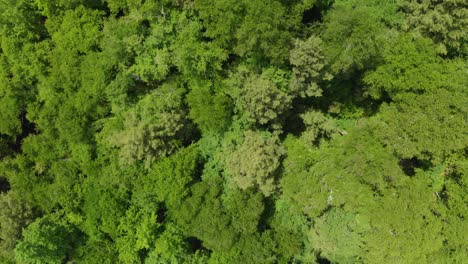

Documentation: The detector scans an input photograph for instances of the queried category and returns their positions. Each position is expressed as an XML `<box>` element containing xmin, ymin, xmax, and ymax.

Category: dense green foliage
<box><xmin>0</xmin><ymin>0</ymin><xmax>466</xmax><ymax>263</ymax></box>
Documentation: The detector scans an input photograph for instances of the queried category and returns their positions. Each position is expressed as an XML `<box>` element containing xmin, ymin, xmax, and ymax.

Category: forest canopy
<box><xmin>0</xmin><ymin>0</ymin><xmax>467</xmax><ymax>263</ymax></box>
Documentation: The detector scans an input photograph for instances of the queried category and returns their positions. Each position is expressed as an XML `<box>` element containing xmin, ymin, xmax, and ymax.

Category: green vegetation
<box><xmin>0</xmin><ymin>0</ymin><xmax>466</xmax><ymax>263</ymax></box>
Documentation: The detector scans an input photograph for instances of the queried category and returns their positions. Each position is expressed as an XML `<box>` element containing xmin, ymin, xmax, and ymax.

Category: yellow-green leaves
<box><xmin>240</xmin><ymin>75</ymin><xmax>292</xmax><ymax>126</ymax></box>
<box><xmin>0</xmin><ymin>0</ymin><xmax>466</xmax><ymax>262</ymax></box>
<box><xmin>0</xmin><ymin>191</ymin><xmax>34</xmax><ymax>263</ymax></box>
<box><xmin>225</xmin><ymin>131</ymin><xmax>284</xmax><ymax>196</ymax></box>
<box><xmin>108</xmin><ymin>82</ymin><xmax>191</xmax><ymax>168</ymax></box>
<box><xmin>290</xmin><ymin>36</ymin><xmax>331</xmax><ymax>98</ymax></box>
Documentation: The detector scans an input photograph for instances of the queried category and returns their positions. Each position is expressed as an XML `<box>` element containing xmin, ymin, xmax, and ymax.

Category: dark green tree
<box><xmin>399</xmin><ymin>0</ymin><xmax>468</xmax><ymax>57</ymax></box>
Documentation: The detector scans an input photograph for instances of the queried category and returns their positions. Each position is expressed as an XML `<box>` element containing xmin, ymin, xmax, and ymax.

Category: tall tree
<box><xmin>399</xmin><ymin>0</ymin><xmax>468</xmax><ymax>57</ymax></box>
<box><xmin>224</xmin><ymin>130</ymin><xmax>284</xmax><ymax>196</ymax></box>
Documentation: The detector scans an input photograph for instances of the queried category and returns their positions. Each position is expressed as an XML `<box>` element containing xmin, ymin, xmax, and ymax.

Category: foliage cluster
<box><xmin>0</xmin><ymin>0</ymin><xmax>466</xmax><ymax>263</ymax></box>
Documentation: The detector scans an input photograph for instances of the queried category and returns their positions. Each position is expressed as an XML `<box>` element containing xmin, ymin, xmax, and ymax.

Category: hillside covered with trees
<box><xmin>0</xmin><ymin>0</ymin><xmax>467</xmax><ymax>263</ymax></box>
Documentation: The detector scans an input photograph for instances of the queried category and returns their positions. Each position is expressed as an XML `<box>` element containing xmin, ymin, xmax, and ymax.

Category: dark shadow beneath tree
<box><xmin>399</xmin><ymin>158</ymin><xmax>431</xmax><ymax>176</ymax></box>
<box><xmin>302</xmin><ymin>0</ymin><xmax>334</xmax><ymax>25</ymax></box>
<box><xmin>186</xmin><ymin>237</ymin><xmax>204</xmax><ymax>253</ymax></box>
<box><xmin>156</xmin><ymin>204</ymin><xmax>167</xmax><ymax>223</ymax></box>
<box><xmin>7</xmin><ymin>112</ymin><xmax>36</xmax><ymax>153</ymax></box>
<box><xmin>0</xmin><ymin>177</ymin><xmax>10</xmax><ymax>193</ymax></box>
<box><xmin>302</xmin><ymin>5</ymin><xmax>323</xmax><ymax>25</ymax></box>
<box><xmin>317</xmin><ymin>254</ymin><xmax>332</xmax><ymax>264</ymax></box>
<box><xmin>281</xmin><ymin>102</ymin><xmax>307</xmax><ymax>137</ymax></box>
<box><xmin>257</xmin><ymin>197</ymin><xmax>275</xmax><ymax>232</ymax></box>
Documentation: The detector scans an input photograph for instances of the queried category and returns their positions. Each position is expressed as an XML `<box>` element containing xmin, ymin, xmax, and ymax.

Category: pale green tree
<box><xmin>240</xmin><ymin>75</ymin><xmax>292</xmax><ymax>126</ymax></box>
<box><xmin>225</xmin><ymin>130</ymin><xmax>284</xmax><ymax>196</ymax></box>
<box><xmin>289</xmin><ymin>36</ymin><xmax>332</xmax><ymax>98</ymax></box>
<box><xmin>300</xmin><ymin>110</ymin><xmax>337</xmax><ymax>144</ymax></box>
<box><xmin>0</xmin><ymin>191</ymin><xmax>35</xmax><ymax>263</ymax></box>
<box><xmin>109</xmin><ymin>82</ymin><xmax>192</xmax><ymax>168</ymax></box>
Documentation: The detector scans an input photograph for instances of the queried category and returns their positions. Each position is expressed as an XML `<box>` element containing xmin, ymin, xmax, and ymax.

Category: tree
<box><xmin>398</xmin><ymin>0</ymin><xmax>468</xmax><ymax>57</ymax></box>
<box><xmin>0</xmin><ymin>0</ymin><xmax>46</xmax><ymax>142</ymax></box>
<box><xmin>209</xmin><ymin>231</ymin><xmax>277</xmax><ymax>264</ymax></box>
<box><xmin>0</xmin><ymin>0</ymin><xmax>466</xmax><ymax>262</ymax></box>
<box><xmin>108</xmin><ymin>81</ymin><xmax>192</xmax><ymax>168</ymax></box>
<box><xmin>270</xmin><ymin>198</ymin><xmax>310</xmax><ymax>262</ymax></box>
<box><xmin>73</xmin><ymin>238</ymin><xmax>118</xmax><ymax>264</ymax></box>
<box><xmin>289</xmin><ymin>36</ymin><xmax>332</xmax><ymax>98</ymax></box>
<box><xmin>364</xmin><ymin>34</ymin><xmax>465</xmax><ymax>99</ymax></box>
<box><xmin>115</xmin><ymin>206</ymin><xmax>160</xmax><ymax>263</ymax></box>
<box><xmin>15</xmin><ymin>214</ymin><xmax>74</xmax><ymax>264</ymax></box>
<box><xmin>186</xmin><ymin>80</ymin><xmax>233</xmax><ymax>134</ymax></box>
<box><xmin>320</xmin><ymin>0</ymin><xmax>401</xmax><ymax>75</ymax></box>
<box><xmin>171</xmin><ymin>12</ymin><xmax>228</xmax><ymax>78</ymax></box>
<box><xmin>281</xmin><ymin>122</ymin><xmax>405</xmax><ymax>218</ymax></box>
<box><xmin>300</xmin><ymin>110</ymin><xmax>337</xmax><ymax>145</ymax></box>
<box><xmin>172</xmin><ymin>178</ymin><xmax>237</xmax><ymax>253</ymax></box>
<box><xmin>360</xmin><ymin>174</ymin><xmax>446</xmax><ymax>263</ymax></box>
<box><xmin>364</xmin><ymin>33</ymin><xmax>467</xmax><ymax>164</ymax></box>
<box><xmin>0</xmin><ymin>191</ymin><xmax>35</xmax><ymax>263</ymax></box>
<box><xmin>0</xmin><ymin>81</ymin><xmax>22</xmax><ymax>138</ymax></box>
<box><xmin>34</xmin><ymin>0</ymin><xmax>105</xmax><ymax>17</ymax></box>
<box><xmin>309</xmin><ymin>208</ymin><xmax>365</xmax><ymax>263</ymax></box>
<box><xmin>195</xmin><ymin>0</ymin><xmax>296</xmax><ymax>63</ymax></box>
<box><xmin>145</xmin><ymin>223</ymin><xmax>209</xmax><ymax>263</ymax></box>
<box><xmin>221</xmin><ymin>188</ymin><xmax>264</xmax><ymax>235</ymax></box>
<box><xmin>435</xmin><ymin>158</ymin><xmax>468</xmax><ymax>262</ymax></box>
<box><xmin>239</xmin><ymin>75</ymin><xmax>291</xmax><ymax>127</ymax></box>
<box><xmin>224</xmin><ymin>130</ymin><xmax>284</xmax><ymax>196</ymax></box>
<box><xmin>133</xmin><ymin>145</ymin><xmax>201</xmax><ymax>211</ymax></box>
<box><xmin>374</xmin><ymin>89</ymin><xmax>467</xmax><ymax>164</ymax></box>
<box><xmin>81</xmin><ymin>177</ymin><xmax>130</xmax><ymax>239</ymax></box>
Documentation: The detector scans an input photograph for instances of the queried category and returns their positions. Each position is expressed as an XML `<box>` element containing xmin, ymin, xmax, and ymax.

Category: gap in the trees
<box><xmin>7</xmin><ymin>112</ymin><xmax>36</xmax><ymax>153</ymax></box>
<box><xmin>282</xmin><ymin>102</ymin><xmax>308</xmax><ymax>137</ymax></box>
<box><xmin>317</xmin><ymin>255</ymin><xmax>332</xmax><ymax>264</ymax></box>
<box><xmin>257</xmin><ymin>197</ymin><xmax>275</xmax><ymax>232</ymax></box>
<box><xmin>302</xmin><ymin>5</ymin><xmax>323</xmax><ymax>25</ymax></box>
<box><xmin>186</xmin><ymin>237</ymin><xmax>205</xmax><ymax>253</ymax></box>
<box><xmin>0</xmin><ymin>177</ymin><xmax>10</xmax><ymax>193</ymax></box>
<box><xmin>141</xmin><ymin>19</ymin><xmax>150</xmax><ymax>29</ymax></box>
<box><xmin>156</xmin><ymin>204</ymin><xmax>167</xmax><ymax>223</ymax></box>
<box><xmin>138</xmin><ymin>248</ymin><xmax>150</xmax><ymax>262</ymax></box>
<box><xmin>398</xmin><ymin>158</ymin><xmax>418</xmax><ymax>176</ymax></box>
<box><xmin>398</xmin><ymin>158</ymin><xmax>431</xmax><ymax>176</ymax></box>
<box><xmin>193</xmin><ymin>157</ymin><xmax>204</xmax><ymax>183</ymax></box>
<box><xmin>116</xmin><ymin>9</ymin><xmax>125</xmax><ymax>18</ymax></box>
